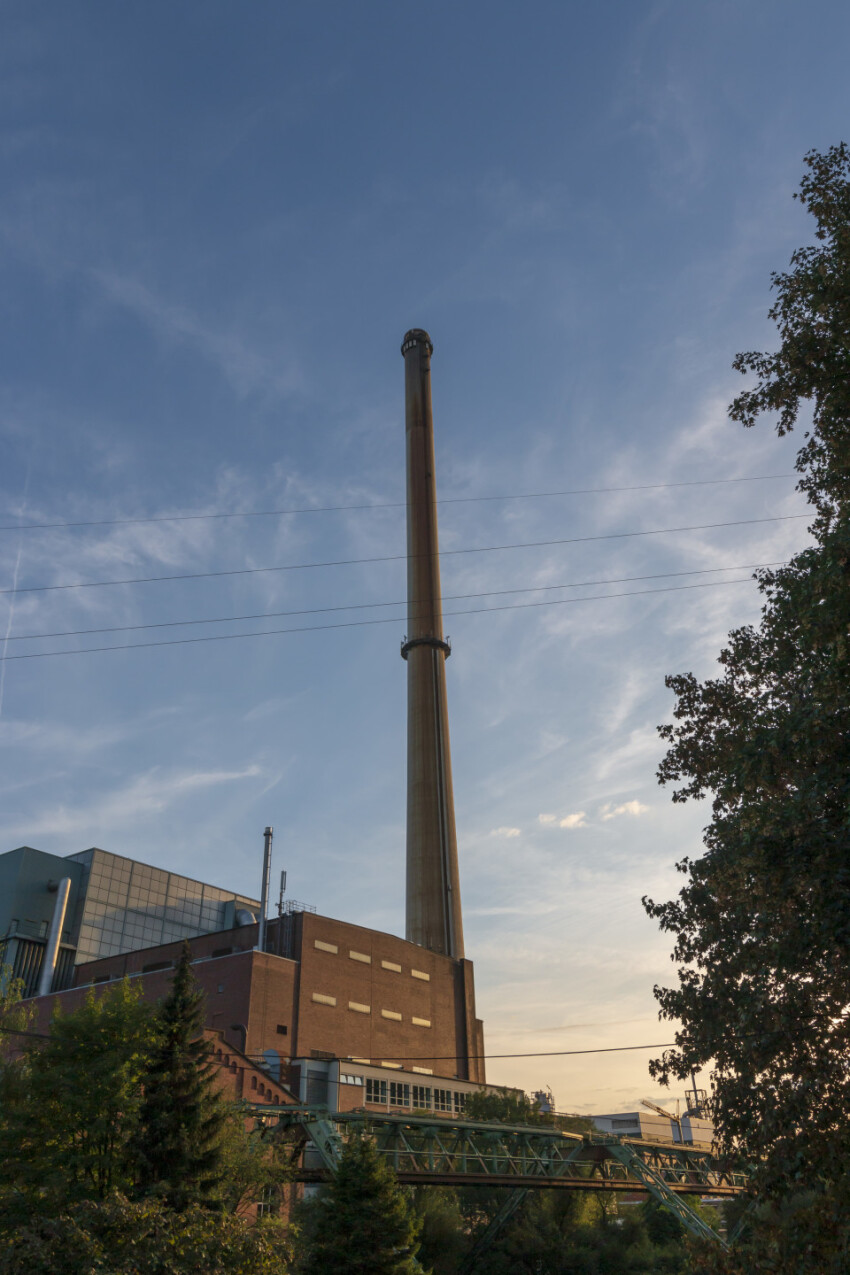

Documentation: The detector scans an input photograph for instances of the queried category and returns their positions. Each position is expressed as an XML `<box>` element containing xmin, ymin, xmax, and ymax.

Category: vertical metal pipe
<box><xmin>258</xmin><ymin>826</ymin><xmax>273</xmax><ymax>952</ymax></box>
<box><xmin>37</xmin><ymin>876</ymin><xmax>71</xmax><ymax>996</ymax></box>
<box><xmin>401</xmin><ymin>329</ymin><xmax>464</xmax><ymax>958</ymax></box>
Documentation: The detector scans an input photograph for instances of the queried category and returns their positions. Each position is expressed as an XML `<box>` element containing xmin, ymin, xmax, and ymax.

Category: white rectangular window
<box><xmin>366</xmin><ymin>1078</ymin><xmax>387</xmax><ymax>1104</ymax></box>
<box><xmin>412</xmin><ymin>1085</ymin><xmax>432</xmax><ymax>1108</ymax></box>
<box><xmin>434</xmin><ymin>1088</ymin><xmax>452</xmax><ymax>1112</ymax></box>
<box><xmin>454</xmin><ymin>1092</ymin><xmax>467</xmax><ymax>1114</ymax></box>
<box><xmin>389</xmin><ymin>1082</ymin><xmax>410</xmax><ymax>1107</ymax></box>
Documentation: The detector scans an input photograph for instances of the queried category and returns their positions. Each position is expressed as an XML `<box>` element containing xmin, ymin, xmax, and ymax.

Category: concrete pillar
<box><xmin>401</xmin><ymin>329</ymin><xmax>464</xmax><ymax>959</ymax></box>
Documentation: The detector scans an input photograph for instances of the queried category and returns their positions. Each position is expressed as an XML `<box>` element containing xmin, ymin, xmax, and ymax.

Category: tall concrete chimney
<box><xmin>401</xmin><ymin>329</ymin><xmax>464</xmax><ymax>959</ymax></box>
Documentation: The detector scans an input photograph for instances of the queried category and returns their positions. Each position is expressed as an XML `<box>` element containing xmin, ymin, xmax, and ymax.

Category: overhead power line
<box><xmin>0</xmin><ymin>575</ymin><xmax>762</xmax><ymax>662</ymax></box>
<box><xmin>0</xmin><ymin>472</ymin><xmax>796</xmax><ymax>533</ymax></box>
<box><xmin>0</xmin><ymin>1021</ymin><xmax>681</xmax><ymax>1059</ymax></box>
<box><xmin>0</xmin><ymin>513</ymin><xmax>808</xmax><ymax>597</ymax></box>
<box><xmin>1</xmin><ymin>561</ymin><xmax>787</xmax><ymax>644</ymax></box>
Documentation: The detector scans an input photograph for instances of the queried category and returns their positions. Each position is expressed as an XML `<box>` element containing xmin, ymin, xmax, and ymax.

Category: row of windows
<box><xmin>310</xmin><ymin>992</ymin><xmax>430</xmax><ymax>1026</ymax></box>
<box><xmin>312</xmin><ymin>939</ymin><xmax>430</xmax><ymax>981</ymax></box>
<box><xmin>364</xmin><ymin>1078</ymin><xmax>466</xmax><ymax>1113</ymax></box>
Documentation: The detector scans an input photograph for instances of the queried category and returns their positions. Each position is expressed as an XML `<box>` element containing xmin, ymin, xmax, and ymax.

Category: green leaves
<box><xmin>647</xmin><ymin>143</ymin><xmax>850</xmax><ymax>1266</ymax></box>
<box><xmin>0</xmin><ymin>1195</ymin><xmax>291</xmax><ymax>1275</ymax></box>
<box><xmin>0</xmin><ymin>978</ymin><xmax>155</xmax><ymax>1226</ymax></box>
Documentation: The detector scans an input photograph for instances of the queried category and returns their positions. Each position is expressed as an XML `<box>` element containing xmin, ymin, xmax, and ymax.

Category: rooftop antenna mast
<box><xmin>258</xmin><ymin>826</ymin><xmax>273</xmax><ymax>953</ymax></box>
<box><xmin>275</xmin><ymin>867</ymin><xmax>287</xmax><ymax>957</ymax></box>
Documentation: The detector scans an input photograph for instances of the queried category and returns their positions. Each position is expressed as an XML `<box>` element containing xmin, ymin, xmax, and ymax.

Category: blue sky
<box><xmin>0</xmin><ymin>1</ymin><xmax>845</xmax><ymax>1110</ymax></box>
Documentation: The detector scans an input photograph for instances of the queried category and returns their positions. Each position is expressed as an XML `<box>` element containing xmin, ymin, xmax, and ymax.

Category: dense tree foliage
<box><xmin>131</xmin><ymin>941</ymin><xmax>228</xmax><ymax>1210</ymax></box>
<box><xmin>0</xmin><ymin>1195</ymin><xmax>291</xmax><ymax>1275</ymax></box>
<box><xmin>0</xmin><ymin>965</ymin><xmax>31</xmax><ymax>1046</ymax></box>
<box><xmin>0</xmin><ymin>979</ymin><xmax>155</xmax><ymax>1225</ymax></box>
<box><xmin>463</xmin><ymin>1086</ymin><xmax>550</xmax><ymax>1125</ymax></box>
<box><xmin>297</xmin><ymin>1133</ymin><xmax>423</xmax><ymax>1275</ymax></box>
<box><xmin>415</xmin><ymin>1183</ymin><xmax>707</xmax><ymax>1275</ymax></box>
<box><xmin>644</xmin><ymin>142</ymin><xmax>850</xmax><ymax>1256</ymax></box>
<box><xmin>0</xmin><ymin>959</ymin><xmax>291</xmax><ymax>1273</ymax></box>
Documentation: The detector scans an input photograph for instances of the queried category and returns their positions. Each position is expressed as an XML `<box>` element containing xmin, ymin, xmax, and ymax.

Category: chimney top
<box><xmin>401</xmin><ymin>329</ymin><xmax>433</xmax><ymax>356</ymax></box>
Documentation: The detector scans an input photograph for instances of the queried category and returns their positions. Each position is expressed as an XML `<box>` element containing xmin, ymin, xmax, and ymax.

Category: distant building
<box><xmin>591</xmin><ymin>1109</ymin><xmax>714</xmax><ymax>1148</ymax></box>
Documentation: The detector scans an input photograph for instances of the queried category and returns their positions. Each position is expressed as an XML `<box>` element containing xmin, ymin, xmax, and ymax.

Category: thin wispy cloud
<box><xmin>0</xmin><ymin>765</ymin><xmax>263</xmax><ymax>843</ymax></box>
<box><xmin>600</xmin><ymin>799</ymin><xmax>649</xmax><ymax>822</ymax></box>
<box><xmin>91</xmin><ymin>269</ymin><xmax>303</xmax><ymax>401</ymax></box>
<box><xmin>0</xmin><ymin>0</ymin><xmax>834</xmax><ymax>1112</ymax></box>
<box><xmin>0</xmin><ymin>460</ymin><xmax>30</xmax><ymax>720</ymax></box>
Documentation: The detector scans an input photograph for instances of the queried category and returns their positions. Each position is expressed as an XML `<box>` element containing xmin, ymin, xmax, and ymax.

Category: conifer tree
<box><xmin>131</xmin><ymin>941</ymin><xmax>226</xmax><ymax>1210</ymax></box>
<box><xmin>299</xmin><ymin>1133</ymin><xmax>424</xmax><ymax>1275</ymax></box>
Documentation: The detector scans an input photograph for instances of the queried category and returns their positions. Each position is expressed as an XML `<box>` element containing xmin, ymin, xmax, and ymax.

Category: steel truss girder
<box><xmin>266</xmin><ymin>1106</ymin><xmax>742</xmax><ymax>1250</ymax></box>
<box><xmin>605</xmin><ymin>1142</ymin><xmax>724</xmax><ymax>1245</ymax></box>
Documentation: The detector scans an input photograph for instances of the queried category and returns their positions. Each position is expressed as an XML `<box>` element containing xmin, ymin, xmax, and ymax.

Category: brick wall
<box><xmin>29</xmin><ymin>909</ymin><xmax>485</xmax><ymax>1086</ymax></box>
<box><xmin>293</xmin><ymin>912</ymin><xmax>481</xmax><ymax>1081</ymax></box>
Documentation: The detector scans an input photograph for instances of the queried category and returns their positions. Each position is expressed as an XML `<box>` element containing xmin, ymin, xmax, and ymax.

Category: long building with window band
<box><xmin>0</xmin><ymin>845</ymin><xmax>260</xmax><ymax>997</ymax></box>
<box><xmin>9</xmin><ymin>845</ymin><xmax>490</xmax><ymax>1105</ymax></box>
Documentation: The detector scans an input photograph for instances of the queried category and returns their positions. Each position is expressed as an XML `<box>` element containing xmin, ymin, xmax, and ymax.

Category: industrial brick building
<box><xmin>2</xmin><ymin>331</ymin><xmax>503</xmax><ymax>1119</ymax></box>
<box><xmin>21</xmin><ymin>891</ymin><xmax>486</xmax><ymax>1116</ymax></box>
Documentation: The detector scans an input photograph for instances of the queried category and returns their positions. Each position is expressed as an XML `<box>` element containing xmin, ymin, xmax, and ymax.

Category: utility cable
<box><xmin>1</xmin><ymin>560</ymin><xmax>787</xmax><ymax>643</ymax></box>
<box><xmin>0</xmin><ymin>575</ymin><xmax>762</xmax><ymax>662</ymax></box>
<box><xmin>0</xmin><ymin>514</ymin><xmax>809</xmax><ymax>597</ymax></box>
<box><xmin>0</xmin><ymin>473</ymin><xmax>796</xmax><ymax>533</ymax></box>
<box><xmin>0</xmin><ymin>1018</ymin><xmax>798</xmax><ymax>1066</ymax></box>
<box><xmin>0</xmin><ymin>1021</ymin><xmax>684</xmax><ymax>1059</ymax></box>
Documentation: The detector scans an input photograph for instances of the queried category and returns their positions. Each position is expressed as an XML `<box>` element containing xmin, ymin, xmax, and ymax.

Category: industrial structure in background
<box><xmin>1</xmin><ymin>329</ymin><xmax>488</xmax><ymax>1115</ymax></box>
<box><xmin>0</xmin><ymin>331</ymin><xmax>716</xmax><ymax>1173</ymax></box>
<box><xmin>401</xmin><ymin>329</ymin><xmax>464</xmax><ymax>959</ymax></box>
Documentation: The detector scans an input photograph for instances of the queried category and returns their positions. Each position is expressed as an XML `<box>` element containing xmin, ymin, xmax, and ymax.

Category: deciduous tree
<box><xmin>644</xmin><ymin>143</ymin><xmax>850</xmax><ymax>1254</ymax></box>
<box><xmin>0</xmin><ymin>1194</ymin><xmax>292</xmax><ymax>1275</ymax></box>
<box><xmin>0</xmin><ymin>979</ymin><xmax>154</xmax><ymax>1227</ymax></box>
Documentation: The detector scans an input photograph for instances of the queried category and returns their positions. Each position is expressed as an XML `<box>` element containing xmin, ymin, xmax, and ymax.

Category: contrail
<box><xmin>0</xmin><ymin>466</ymin><xmax>31</xmax><ymax>719</ymax></box>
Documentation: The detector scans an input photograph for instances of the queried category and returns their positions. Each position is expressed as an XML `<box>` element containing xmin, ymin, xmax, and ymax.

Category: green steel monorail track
<box><xmin>251</xmin><ymin>1105</ymin><xmax>745</xmax><ymax>1260</ymax></box>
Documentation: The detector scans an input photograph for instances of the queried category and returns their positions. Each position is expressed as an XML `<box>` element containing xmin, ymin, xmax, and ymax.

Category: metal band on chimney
<box><xmin>401</xmin><ymin>636</ymin><xmax>451</xmax><ymax>660</ymax></box>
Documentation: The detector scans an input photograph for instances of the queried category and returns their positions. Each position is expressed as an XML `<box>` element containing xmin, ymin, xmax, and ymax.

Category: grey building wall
<box><xmin>0</xmin><ymin>844</ymin><xmax>260</xmax><ymax>995</ymax></box>
<box><xmin>0</xmin><ymin>846</ymin><xmax>85</xmax><ymax>995</ymax></box>
<box><xmin>66</xmin><ymin>848</ymin><xmax>259</xmax><ymax>963</ymax></box>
